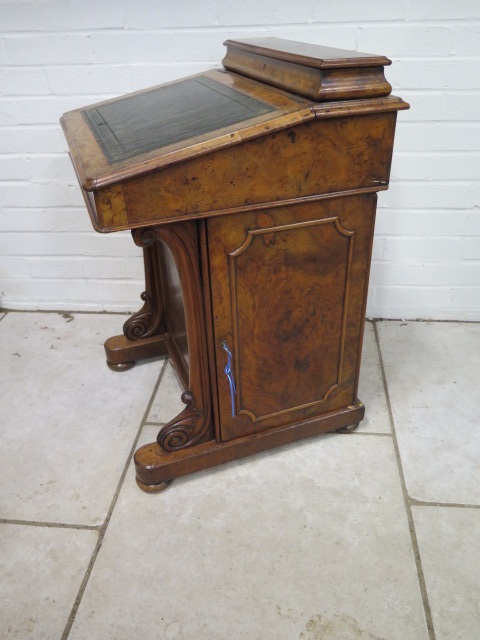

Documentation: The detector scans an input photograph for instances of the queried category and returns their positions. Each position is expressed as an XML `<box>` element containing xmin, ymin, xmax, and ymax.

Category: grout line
<box><xmin>409</xmin><ymin>498</ymin><xmax>480</xmax><ymax>510</ymax></box>
<box><xmin>0</xmin><ymin>518</ymin><xmax>99</xmax><ymax>531</ymax></box>
<box><xmin>1</xmin><ymin>310</ymin><xmax>479</xmax><ymax>325</ymax></box>
<box><xmin>60</xmin><ymin>357</ymin><xmax>168</xmax><ymax>640</ymax></box>
<box><xmin>144</xmin><ymin>420</ymin><xmax>167</xmax><ymax>427</ymax></box>
<box><xmin>368</xmin><ymin>317</ymin><xmax>480</xmax><ymax>325</ymax></box>
<box><xmin>373</xmin><ymin>320</ymin><xmax>436</xmax><ymax>640</ymax></box>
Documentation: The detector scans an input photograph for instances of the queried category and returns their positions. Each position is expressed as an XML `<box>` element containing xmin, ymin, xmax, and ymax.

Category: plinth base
<box><xmin>135</xmin><ymin>401</ymin><xmax>365</xmax><ymax>492</ymax></box>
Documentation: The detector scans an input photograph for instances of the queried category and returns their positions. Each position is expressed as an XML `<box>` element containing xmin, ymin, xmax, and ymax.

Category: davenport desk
<box><xmin>61</xmin><ymin>38</ymin><xmax>408</xmax><ymax>492</ymax></box>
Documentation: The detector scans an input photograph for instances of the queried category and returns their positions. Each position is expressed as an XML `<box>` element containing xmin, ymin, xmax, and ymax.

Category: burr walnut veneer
<box><xmin>61</xmin><ymin>38</ymin><xmax>408</xmax><ymax>492</ymax></box>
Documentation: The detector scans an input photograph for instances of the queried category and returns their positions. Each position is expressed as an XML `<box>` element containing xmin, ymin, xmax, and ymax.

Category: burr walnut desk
<box><xmin>61</xmin><ymin>38</ymin><xmax>408</xmax><ymax>492</ymax></box>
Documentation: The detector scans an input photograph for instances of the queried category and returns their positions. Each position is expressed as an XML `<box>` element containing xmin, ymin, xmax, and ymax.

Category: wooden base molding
<box><xmin>134</xmin><ymin>401</ymin><xmax>365</xmax><ymax>490</ymax></box>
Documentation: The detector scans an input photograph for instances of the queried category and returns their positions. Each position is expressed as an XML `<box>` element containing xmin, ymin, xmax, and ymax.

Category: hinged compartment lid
<box><xmin>223</xmin><ymin>37</ymin><xmax>392</xmax><ymax>102</ymax></box>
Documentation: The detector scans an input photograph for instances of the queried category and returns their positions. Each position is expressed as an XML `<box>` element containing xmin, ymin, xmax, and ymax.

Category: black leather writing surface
<box><xmin>83</xmin><ymin>76</ymin><xmax>276</xmax><ymax>164</ymax></box>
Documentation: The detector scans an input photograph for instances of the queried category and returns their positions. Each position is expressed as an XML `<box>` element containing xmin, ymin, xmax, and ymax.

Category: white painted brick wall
<box><xmin>0</xmin><ymin>0</ymin><xmax>479</xmax><ymax>319</ymax></box>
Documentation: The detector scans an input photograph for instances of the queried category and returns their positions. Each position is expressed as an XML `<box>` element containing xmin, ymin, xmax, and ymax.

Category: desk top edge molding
<box><xmin>223</xmin><ymin>37</ymin><xmax>392</xmax><ymax>69</ymax></box>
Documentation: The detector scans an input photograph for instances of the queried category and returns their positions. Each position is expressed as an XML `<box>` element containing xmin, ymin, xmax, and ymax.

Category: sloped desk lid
<box><xmin>61</xmin><ymin>69</ymin><xmax>314</xmax><ymax>191</ymax></box>
<box><xmin>83</xmin><ymin>75</ymin><xmax>277</xmax><ymax>165</ymax></box>
<box><xmin>61</xmin><ymin>39</ymin><xmax>407</xmax><ymax>192</ymax></box>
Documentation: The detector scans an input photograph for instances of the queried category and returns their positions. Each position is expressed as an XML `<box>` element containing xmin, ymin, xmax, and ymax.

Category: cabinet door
<box><xmin>208</xmin><ymin>194</ymin><xmax>376</xmax><ymax>442</ymax></box>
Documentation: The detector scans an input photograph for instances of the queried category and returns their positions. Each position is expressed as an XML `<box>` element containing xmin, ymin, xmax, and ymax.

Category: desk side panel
<box><xmin>103</xmin><ymin>112</ymin><xmax>397</xmax><ymax>231</ymax></box>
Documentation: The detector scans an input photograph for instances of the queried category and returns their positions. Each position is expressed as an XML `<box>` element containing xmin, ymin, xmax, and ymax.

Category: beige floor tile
<box><xmin>378</xmin><ymin>321</ymin><xmax>480</xmax><ymax>504</ymax></box>
<box><xmin>0</xmin><ymin>312</ymin><xmax>160</xmax><ymax>525</ymax></box>
<box><xmin>0</xmin><ymin>523</ymin><xmax>96</xmax><ymax>639</ymax></box>
<box><xmin>357</xmin><ymin>322</ymin><xmax>391</xmax><ymax>434</ymax></box>
<box><xmin>70</xmin><ymin>433</ymin><xmax>428</xmax><ymax>640</ymax></box>
<box><xmin>412</xmin><ymin>506</ymin><xmax>480</xmax><ymax>640</ymax></box>
<box><xmin>147</xmin><ymin>361</ymin><xmax>185</xmax><ymax>424</ymax></box>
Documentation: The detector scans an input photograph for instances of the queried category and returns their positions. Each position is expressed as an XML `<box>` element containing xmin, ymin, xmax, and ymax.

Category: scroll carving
<box><xmin>157</xmin><ymin>391</ymin><xmax>205</xmax><ymax>451</ymax></box>
<box><xmin>123</xmin><ymin>290</ymin><xmax>160</xmax><ymax>340</ymax></box>
<box><xmin>132</xmin><ymin>227</ymin><xmax>156</xmax><ymax>248</ymax></box>
<box><xmin>123</xmin><ymin>228</ymin><xmax>166</xmax><ymax>341</ymax></box>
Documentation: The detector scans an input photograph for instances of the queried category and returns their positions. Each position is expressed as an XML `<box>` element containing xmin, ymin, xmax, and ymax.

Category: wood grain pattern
<box><xmin>114</xmin><ymin>112</ymin><xmax>398</xmax><ymax>230</ymax></box>
<box><xmin>223</xmin><ymin>38</ymin><xmax>392</xmax><ymax>101</ymax></box>
<box><xmin>208</xmin><ymin>195</ymin><xmax>375</xmax><ymax>441</ymax></box>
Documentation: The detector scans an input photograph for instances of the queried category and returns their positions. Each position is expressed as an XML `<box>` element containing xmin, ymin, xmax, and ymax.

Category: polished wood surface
<box><xmin>223</xmin><ymin>37</ymin><xmax>392</xmax><ymax>101</ymax></box>
<box><xmin>208</xmin><ymin>195</ymin><xmax>375</xmax><ymax>441</ymax></box>
<box><xmin>223</xmin><ymin>38</ymin><xmax>392</xmax><ymax>68</ymax></box>
<box><xmin>74</xmin><ymin>107</ymin><xmax>404</xmax><ymax>233</ymax></box>
<box><xmin>107</xmin><ymin>112</ymin><xmax>397</xmax><ymax>230</ymax></box>
<box><xmin>61</xmin><ymin>39</ymin><xmax>408</xmax><ymax>491</ymax></box>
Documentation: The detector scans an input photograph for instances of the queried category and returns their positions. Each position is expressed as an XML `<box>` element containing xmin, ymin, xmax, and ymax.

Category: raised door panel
<box><xmin>208</xmin><ymin>195</ymin><xmax>376</xmax><ymax>442</ymax></box>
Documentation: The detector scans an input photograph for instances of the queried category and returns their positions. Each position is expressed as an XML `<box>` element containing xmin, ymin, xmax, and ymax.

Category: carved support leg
<box><xmin>104</xmin><ymin>233</ymin><xmax>168</xmax><ymax>370</ymax></box>
<box><xmin>123</xmin><ymin>238</ymin><xmax>166</xmax><ymax>340</ymax></box>
<box><xmin>134</xmin><ymin>223</ymin><xmax>214</xmax><ymax>488</ymax></box>
<box><xmin>153</xmin><ymin>223</ymin><xmax>212</xmax><ymax>451</ymax></box>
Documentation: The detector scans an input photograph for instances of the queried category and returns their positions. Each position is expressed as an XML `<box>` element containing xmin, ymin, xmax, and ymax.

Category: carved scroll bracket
<box><xmin>152</xmin><ymin>222</ymin><xmax>213</xmax><ymax>452</ymax></box>
<box><xmin>123</xmin><ymin>227</ymin><xmax>166</xmax><ymax>341</ymax></box>
<box><xmin>157</xmin><ymin>391</ymin><xmax>205</xmax><ymax>451</ymax></box>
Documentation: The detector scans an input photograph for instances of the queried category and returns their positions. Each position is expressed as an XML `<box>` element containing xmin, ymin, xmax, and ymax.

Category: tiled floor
<box><xmin>0</xmin><ymin>312</ymin><xmax>479</xmax><ymax>640</ymax></box>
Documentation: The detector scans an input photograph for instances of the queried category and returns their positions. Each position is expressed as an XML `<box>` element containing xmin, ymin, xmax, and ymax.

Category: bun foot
<box><xmin>336</xmin><ymin>423</ymin><xmax>359</xmax><ymax>434</ymax></box>
<box><xmin>107</xmin><ymin>360</ymin><xmax>135</xmax><ymax>372</ymax></box>
<box><xmin>136</xmin><ymin>478</ymin><xmax>173</xmax><ymax>493</ymax></box>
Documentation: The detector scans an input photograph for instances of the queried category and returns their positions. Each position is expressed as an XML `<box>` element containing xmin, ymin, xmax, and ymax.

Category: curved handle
<box><xmin>221</xmin><ymin>340</ymin><xmax>236</xmax><ymax>417</ymax></box>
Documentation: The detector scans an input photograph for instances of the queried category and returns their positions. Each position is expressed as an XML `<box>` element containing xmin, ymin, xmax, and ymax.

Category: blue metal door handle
<box><xmin>221</xmin><ymin>340</ymin><xmax>236</xmax><ymax>417</ymax></box>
